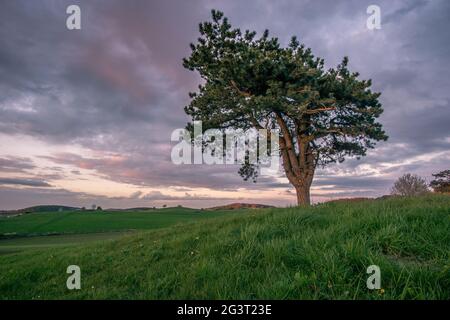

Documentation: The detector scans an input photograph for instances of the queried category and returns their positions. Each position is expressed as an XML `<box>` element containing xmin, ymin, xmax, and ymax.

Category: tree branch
<box><xmin>275</xmin><ymin>112</ymin><xmax>300</xmax><ymax>176</ymax></box>
<box><xmin>304</xmin><ymin>107</ymin><xmax>336</xmax><ymax>114</ymax></box>
<box><xmin>230</xmin><ymin>80</ymin><xmax>252</xmax><ymax>97</ymax></box>
<box><xmin>249</xmin><ymin>114</ymin><xmax>264</xmax><ymax>130</ymax></box>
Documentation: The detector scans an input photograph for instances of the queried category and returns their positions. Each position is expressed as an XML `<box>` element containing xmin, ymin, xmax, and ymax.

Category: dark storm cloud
<box><xmin>312</xmin><ymin>175</ymin><xmax>394</xmax><ymax>193</ymax></box>
<box><xmin>311</xmin><ymin>190</ymin><xmax>378</xmax><ymax>198</ymax></box>
<box><xmin>0</xmin><ymin>157</ymin><xmax>35</xmax><ymax>173</ymax></box>
<box><xmin>0</xmin><ymin>177</ymin><xmax>51</xmax><ymax>187</ymax></box>
<box><xmin>383</xmin><ymin>0</ymin><xmax>429</xmax><ymax>24</ymax></box>
<box><xmin>141</xmin><ymin>190</ymin><xmax>243</xmax><ymax>201</ymax></box>
<box><xmin>313</xmin><ymin>176</ymin><xmax>393</xmax><ymax>189</ymax></box>
<box><xmin>0</xmin><ymin>0</ymin><xmax>449</xmax><ymax>204</ymax></box>
<box><xmin>0</xmin><ymin>0</ymin><xmax>201</xmax><ymax>142</ymax></box>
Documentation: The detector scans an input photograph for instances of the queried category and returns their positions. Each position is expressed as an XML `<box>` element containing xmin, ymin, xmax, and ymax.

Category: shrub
<box><xmin>391</xmin><ymin>173</ymin><xmax>429</xmax><ymax>196</ymax></box>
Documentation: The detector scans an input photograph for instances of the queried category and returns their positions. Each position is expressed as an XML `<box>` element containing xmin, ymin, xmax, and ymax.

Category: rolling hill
<box><xmin>0</xmin><ymin>195</ymin><xmax>449</xmax><ymax>299</ymax></box>
<box><xmin>0</xmin><ymin>205</ymin><xmax>80</xmax><ymax>217</ymax></box>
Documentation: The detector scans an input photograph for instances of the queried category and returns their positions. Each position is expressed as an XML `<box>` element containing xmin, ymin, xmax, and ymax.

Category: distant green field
<box><xmin>0</xmin><ymin>207</ymin><xmax>236</xmax><ymax>254</ymax></box>
<box><xmin>0</xmin><ymin>195</ymin><xmax>449</xmax><ymax>299</ymax></box>
<box><xmin>0</xmin><ymin>207</ymin><xmax>231</xmax><ymax>236</ymax></box>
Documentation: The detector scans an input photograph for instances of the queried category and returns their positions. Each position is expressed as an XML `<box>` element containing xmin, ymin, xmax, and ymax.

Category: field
<box><xmin>0</xmin><ymin>207</ymin><xmax>232</xmax><ymax>236</ymax></box>
<box><xmin>0</xmin><ymin>195</ymin><xmax>449</xmax><ymax>299</ymax></box>
<box><xmin>0</xmin><ymin>208</ymin><xmax>233</xmax><ymax>254</ymax></box>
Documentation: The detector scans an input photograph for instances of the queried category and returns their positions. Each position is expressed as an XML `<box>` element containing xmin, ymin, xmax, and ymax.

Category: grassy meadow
<box><xmin>0</xmin><ymin>195</ymin><xmax>449</xmax><ymax>299</ymax></box>
<box><xmin>0</xmin><ymin>208</ymin><xmax>234</xmax><ymax>254</ymax></box>
<box><xmin>0</xmin><ymin>207</ymin><xmax>231</xmax><ymax>236</ymax></box>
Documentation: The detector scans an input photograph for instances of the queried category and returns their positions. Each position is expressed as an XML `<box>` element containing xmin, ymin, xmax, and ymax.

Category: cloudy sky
<box><xmin>0</xmin><ymin>0</ymin><xmax>449</xmax><ymax>209</ymax></box>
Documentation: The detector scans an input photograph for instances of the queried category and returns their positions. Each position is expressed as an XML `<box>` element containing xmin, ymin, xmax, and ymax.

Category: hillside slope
<box><xmin>0</xmin><ymin>195</ymin><xmax>449</xmax><ymax>299</ymax></box>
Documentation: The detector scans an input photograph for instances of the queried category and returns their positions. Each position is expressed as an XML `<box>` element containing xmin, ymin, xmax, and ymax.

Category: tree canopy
<box><xmin>183</xmin><ymin>10</ymin><xmax>387</xmax><ymax>205</ymax></box>
<box><xmin>430</xmin><ymin>170</ymin><xmax>450</xmax><ymax>193</ymax></box>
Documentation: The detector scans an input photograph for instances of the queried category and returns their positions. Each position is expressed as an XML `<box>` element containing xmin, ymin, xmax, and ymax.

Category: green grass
<box><xmin>0</xmin><ymin>207</ymin><xmax>231</xmax><ymax>236</ymax></box>
<box><xmin>0</xmin><ymin>195</ymin><xmax>449</xmax><ymax>299</ymax></box>
<box><xmin>0</xmin><ymin>232</ymin><xmax>133</xmax><ymax>255</ymax></box>
<box><xmin>0</xmin><ymin>207</ymin><xmax>236</xmax><ymax>255</ymax></box>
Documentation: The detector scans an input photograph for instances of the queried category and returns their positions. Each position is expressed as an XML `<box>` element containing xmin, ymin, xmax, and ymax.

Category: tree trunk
<box><xmin>295</xmin><ymin>183</ymin><xmax>311</xmax><ymax>206</ymax></box>
<box><xmin>274</xmin><ymin>113</ymin><xmax>315</xmax><ymax>206</ymax></box>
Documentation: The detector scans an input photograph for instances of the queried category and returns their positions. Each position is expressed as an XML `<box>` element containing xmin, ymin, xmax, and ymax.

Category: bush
<box><xmin>391</xmin><ymin>173</ymin><xmax>429</xmax><ymax>196</ymax></box>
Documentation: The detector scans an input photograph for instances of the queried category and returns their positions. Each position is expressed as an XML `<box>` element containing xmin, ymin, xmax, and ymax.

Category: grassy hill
<box><xmin>0</xmin><ymin>205</ymin><xmax>79</xmax><ymax>217</ymax></box>
<box><xmin>0</xmin><ymin>195</ymin><xmax>449</xmax><ymax>299</ymax></box>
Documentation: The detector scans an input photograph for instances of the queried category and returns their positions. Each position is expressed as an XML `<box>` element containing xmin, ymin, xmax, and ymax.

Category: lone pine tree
<box><xmin>183</xmin><ymin>10</ymin><xmax>387</xmax><ymax>205</ymax></box>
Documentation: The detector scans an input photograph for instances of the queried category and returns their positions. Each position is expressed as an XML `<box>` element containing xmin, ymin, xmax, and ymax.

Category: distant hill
<box><xmin>108</xmin><ymin>207</ymin><xmax>157</xmax><ymax>211</ymax></box>
<box><xmin>20</xmin><ymin>205</ymin><xmax>80</xmax><ymax>213</ymax></box>
<box><xmin>0</xmin><ymin>205</ymin><xmax>79</xmax><ymax>217</ymax></box>
<box><xmin>0</xmin><ymin>203</ymin><xmax>275</xmax><ymax>217</ymax></box>
<box><xmin>207</xmin><ymin>203</ymin><xmax>275</xmax><ymax>210</ymax></box>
